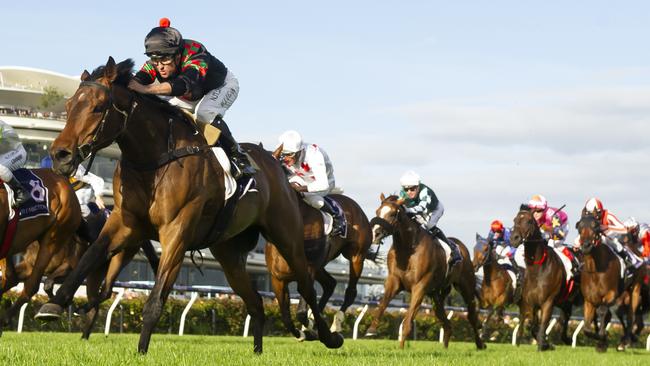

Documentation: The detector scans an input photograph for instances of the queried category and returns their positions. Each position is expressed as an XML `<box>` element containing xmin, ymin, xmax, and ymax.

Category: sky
<box><xmin>2</xmin><ymin>1</ymin><xmax>650</xmax><ymax>249</ymax></box>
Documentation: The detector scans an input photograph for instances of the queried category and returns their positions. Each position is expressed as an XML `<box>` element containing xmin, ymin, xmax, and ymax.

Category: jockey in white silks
<box><xmin>70</xmin><ymin>165</ymin><xmax>106</xmax><ymax>218</ymax></box>
<box><xmin>277</xmin><ymin>130</ymin><xmax>344</xmax><ymax>236</ymax></box>
<box><xmin>0</xmin><ymin>119</ymin><xmax>29</xmax><ymax>206</ymax></box>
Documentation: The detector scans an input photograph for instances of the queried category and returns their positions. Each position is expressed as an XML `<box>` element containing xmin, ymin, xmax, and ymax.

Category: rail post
<box><xmin>178</xmin><ymin>291</ymin><xmax>198</xmax><ymax>336</ymax></box>
<box><xmin>104</xmin><ymin>287</ymin><xmax>125</xmax><ymax>336</ymax></box>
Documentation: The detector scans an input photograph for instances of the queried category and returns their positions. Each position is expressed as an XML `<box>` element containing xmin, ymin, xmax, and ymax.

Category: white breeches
<box><xmin>0</xmin><ymin>145</ymin><xmax>27</xmax><ymax>181</ymax></box>
<box><xmin>425</xmin><ymin>202</ymin><xmax>444</xmax><ymax>230</ymax></box>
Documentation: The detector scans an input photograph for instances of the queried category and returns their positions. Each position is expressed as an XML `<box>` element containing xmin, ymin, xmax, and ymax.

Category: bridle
<box><xmin>370</xmin><ymin>202</ymin><xmax>401</xmax><ymax>236</ymax></box>
<box><xmin>76</xmin><ymin>81</ymin><xmax>138</xmax><ymax>162</ymax></box>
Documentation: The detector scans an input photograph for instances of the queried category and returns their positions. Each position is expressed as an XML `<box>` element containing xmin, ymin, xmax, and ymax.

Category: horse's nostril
<box><xmin>53</xmin><ymin>148</ymin><xmax>72</xmax><ymax>162</ymax></box>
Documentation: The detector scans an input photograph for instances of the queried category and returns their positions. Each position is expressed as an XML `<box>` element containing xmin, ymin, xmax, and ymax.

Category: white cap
<box><xmin>399</xmin><ymin>170</ymin><xmax>420</xmax><ymax>187</ymax></box>
<box><xmin>278</xmin><ymin>130</ymin><xmax>303</xmax><ymax>154</ymax></box>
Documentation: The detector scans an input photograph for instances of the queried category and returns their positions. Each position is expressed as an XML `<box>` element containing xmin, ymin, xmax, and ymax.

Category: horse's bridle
<box><xmin>76</xmin><ymin>81</ymin><xmax>138</xmax><ymax>161</ymax></box>
<box><xmin>370</xmin><ymin>203</ymin><xmax>401</xmax><ymax>236</ymax></box>
<box><xmin>577</xmin><ymin>216</ymin><xmax>603</xmax><ymax>251</ymax></box>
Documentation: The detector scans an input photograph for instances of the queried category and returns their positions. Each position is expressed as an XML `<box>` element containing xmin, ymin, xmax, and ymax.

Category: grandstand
<box><xmin>0</xmin><ymin>66</ymin><xmax>386</xmax><ymax>299</ymax></box>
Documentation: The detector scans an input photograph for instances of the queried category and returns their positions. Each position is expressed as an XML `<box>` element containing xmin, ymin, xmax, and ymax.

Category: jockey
<box><xmin>486</xmin><ymin>220</ymin><xmax>515</xmax><ymax>261</ymax></box>
<box><xmin>277</xmin><ymin>130</ymin><xmax>344</xmax><ymax>236</ymax></box>
<box><xmin>582</xmin><ymin>197</ymin><xmax>641</xmax><ymax>270</ymax></box>
<box><xmin>623</xmin><ymin>218</ymin><xmax>650</xmax><ymax>261</ymax></box>
<box><xmin>129</xmin><ymin>18</ymin><xmax>254</xmax><ymax>179</ymax></box>
<box><xmin>0</xmin><ymin>119</ymin><xmax>29</xmax><ymax>206</ymax></box>
<box><xmin>69</xmin><ymin>165</ymin><xmax>106</xmax><ymax>218</ymax></box>
<box><xmin>398</xmin><ymin>170</ymin><xmax>462</xmax><ymax>266</ymax></box>
<box><xmin>528</xmin><ymin>194</ymin><xmax>578</xmax><ymax>274</ymax></box>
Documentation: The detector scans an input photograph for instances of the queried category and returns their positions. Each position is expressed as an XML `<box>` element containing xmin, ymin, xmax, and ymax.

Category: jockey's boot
<box><xmin>321</xmin><ymin>199</ymin><xmax>345</xmax><ymax>236</ymax></box>
<box><xmin>7</xmin><ymin>176</ymin><xmax>29</xmax><ymax>207</ymax></box>
<box><xmin>430</xmin><ymin>226</ymin><xmax>462</xmax><ymax>267</ymax></box>
<box><xmin>211</xmin><ymin>116</ymin><xmax>255</xmax><ymax>179</ymax></box>
<box><xmin>617</xmin><ymin>247</ymin><xmax>637</xmax><ymax>272</ymax></box>
<box><xmin>513</xmin><ymin>268</ymin><xmax>525</xmax><ymax>303</ymax></box>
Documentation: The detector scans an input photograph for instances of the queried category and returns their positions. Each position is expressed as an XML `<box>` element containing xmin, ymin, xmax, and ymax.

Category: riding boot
<box><xmin>211</xmin><ymin>116</ymin><xmax>255</xmax><ymax>179</ymax></box>
<box><xmin>430</xmin><ymin>226</ymin><xmax>462</xmax><ymax>266</ymax></box>
<box><xmin>617</xmin><ymin>247</ymin><xmax>636</xmax><ymax>273</ymax></box>
<box><xmin>513</xmin><ymin>268</ymin><xmax>524</xmax><ymax>303</ymax></box>
<box><xmin>7</xmin><ymin>176</ymin><xmax>29</xmax><ymax>207</ymax></box>
<box><xmin>321</xmin><ymin>199</ymin><xmax>345</xmax><ymax>237</ymax></box>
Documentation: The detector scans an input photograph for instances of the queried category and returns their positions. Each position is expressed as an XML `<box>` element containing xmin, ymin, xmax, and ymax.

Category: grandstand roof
<box><xmin>0</xmin><ymin>66</ymin><xmax>79</xmax><ymax>112</ymax></box>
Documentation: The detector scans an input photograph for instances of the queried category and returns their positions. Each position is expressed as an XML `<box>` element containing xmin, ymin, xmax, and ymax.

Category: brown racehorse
<box><xmin>510</xmin><ymin>205</ymin><xmax>578</xmax><ymax>350</ymax></box>
<box><xmin>619</xmin><ymin>227</ymin><xmax>650</xmax><ymax>343</ymax></box>
<box><xmin>34</xmin><ymin>57</ymin><xmax>343</xmax><ymax>354</ymax></box>
<box><xmin>0</xmin><ymin>169</ymin><xmax>82</xmax><ymax>334</ymax></box>
<box><xmin>472</xmin><ymin>234</ymin><xmax>515</xmax><ymax>341</ymax></box>
<box><xmin>364</xmin><ymin>194</ymin><xmax>485</xmax><ymax>350</ymax></box>
<box><xmin>265</xmin><ymin>192</ymin><xmax>372</xmax><ymax>339</ymax></box>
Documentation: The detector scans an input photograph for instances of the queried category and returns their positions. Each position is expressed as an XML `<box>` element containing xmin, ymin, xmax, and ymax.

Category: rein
<box><xmin>79</xmin><ymin>81</ymin><xmax>211</xmax><ymax>172</ymax></box>
<box><xmin>370</xmin><ymin>216</ymin><xmax>394</xmax><ymax>234</ymax></box>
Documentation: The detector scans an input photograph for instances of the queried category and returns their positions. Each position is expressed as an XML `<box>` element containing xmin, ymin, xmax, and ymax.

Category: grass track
<box><xmin>0</xmin><ymin>332</ymin><xmax>648</xmax><ymax>365</ymax></box>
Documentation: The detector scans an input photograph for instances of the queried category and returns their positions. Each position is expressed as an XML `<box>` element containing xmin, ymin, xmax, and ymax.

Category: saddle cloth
<box><xmin>3</xmin><ymin>169</ymin><xmax>50</xmax><ymax>221</ymax></box>
<box><xmin>552</xmin><ymin>247</ymin><xmax>574</xmax><ymax>281</ymax></box>
<box><xmin>211</xmin><ymin>147</ymin><xmax>256</xmax><ymax>202</ymax></box>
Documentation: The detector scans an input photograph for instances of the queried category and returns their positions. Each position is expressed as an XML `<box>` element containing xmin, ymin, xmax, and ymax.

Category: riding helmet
<box><xmin>144</xmin><ymin>18</ymin><xmax>183</xmax><ymax>56</ymax></box>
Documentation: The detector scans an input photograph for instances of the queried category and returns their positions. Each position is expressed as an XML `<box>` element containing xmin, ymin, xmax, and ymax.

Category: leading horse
<box><xmin>0</xmin><ymin>169</ymin><xmax>82</xmax><ymax>334</ymax></box>
<box><xmin>510</xmin><ymin>205</ymin><xmax>579</xmax><ymax>350</ymax></box>
<box><xmin>34</xmin><ymin>57</ymin><xmax>343</xmax><ymax>353</ymax></box>
<box><xmin>364</xmin><ymin>194</ymin><xmax>485</xmax><ymax>350</ymax></box>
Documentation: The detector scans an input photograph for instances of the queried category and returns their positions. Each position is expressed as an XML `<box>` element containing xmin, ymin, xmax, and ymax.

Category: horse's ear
<box><xmin>80</xmin><ymin>70</ymin><xmax>90</xmax><ymax>81</ymax></box>
<box><xmin>380</xmin><ymin>193</ymin><xmax>386</xmax><ymax>201</ymax></box>
<box><xmin>272</xmin><ymin>144</ymin><xmax>283</xmax><ymax>160</ymax></box>
<box><xmin>104</xmin><ymin>56</ymin><xmax>117</xmax><ymax>83</ymax></box>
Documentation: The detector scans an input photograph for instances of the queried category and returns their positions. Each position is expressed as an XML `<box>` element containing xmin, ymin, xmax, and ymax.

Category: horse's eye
<box><xmin>92</xmin><ymin>105</ymin><xmax>104</xmax><ymax>113</ymax></box>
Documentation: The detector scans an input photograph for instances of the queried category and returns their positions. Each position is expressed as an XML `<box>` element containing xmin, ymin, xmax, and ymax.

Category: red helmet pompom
<box><xmin>159</xmin><ymin>18</ymin><xmax>171</xmax><ymax>28</ymax></box>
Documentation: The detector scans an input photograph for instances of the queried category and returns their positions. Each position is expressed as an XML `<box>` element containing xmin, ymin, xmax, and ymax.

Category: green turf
<box><xmin>0</xmin><ymin>332</ymin><xmax>648</xmax><ymax>365</ymax></box>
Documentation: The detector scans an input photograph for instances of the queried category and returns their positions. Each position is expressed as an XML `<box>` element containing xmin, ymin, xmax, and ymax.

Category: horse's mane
<box><xmin>89</xmin><ymin>58</ymin><xmax>191</xmax><ymax>123</ymax></box>
<box><xmin>519</xmin><ymin>203</ymin><xmax>531</xmax><ymax>212</ymax></box>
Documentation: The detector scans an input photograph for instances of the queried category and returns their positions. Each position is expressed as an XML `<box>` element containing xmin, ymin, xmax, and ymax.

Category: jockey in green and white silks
<box><xmin>70</xmin><ymin>165</ymin><xmax>106</xmax><ymax>218</ymax></box>
<box><xmin>277</xmin><ymin>130</ymin><xmax>344</xmax><ymax>236</ymax></box>
<box><xmin>398</xmin><ymin>170</ymin><xmax>462</xmax><ymax>266</ymax></box>
<box><xmin>0</xmin><ymin>119</ymin><xmax>28</xmax><ymax>206</ymax></box>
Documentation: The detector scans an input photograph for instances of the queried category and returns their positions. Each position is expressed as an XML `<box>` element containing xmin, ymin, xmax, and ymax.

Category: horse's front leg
<box><xmin>399</xmin><ymin>280</ymin><xmax>428</xmax><ymax>349</ymax></box>
<box><xmin>537</xmin><ymin>299</ymin><xmax>554</xmax><ymax>351</ymax></box>
<box><xmin>365</xmin><ymin>274</ymin><xmax>402</xmax><ymax>337</ymax></box>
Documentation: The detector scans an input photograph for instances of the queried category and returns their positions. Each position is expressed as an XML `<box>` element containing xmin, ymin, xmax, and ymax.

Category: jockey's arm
<box><xmin>405</xmin><ymin>189</ymin><xmax>432</xmax><ymax>215</ymax></box>
<box><xmin>128</xmin><ymin>79</ymin><xmax>172</xmax><ymax>95</ymax></box>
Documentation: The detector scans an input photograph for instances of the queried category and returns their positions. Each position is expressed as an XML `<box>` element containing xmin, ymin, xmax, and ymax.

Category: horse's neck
<box><xmin>523</xmin><ymin>232</ymin><xmax>546</xmax><ymax>263</ymax></box>
<box><xmin>394</xmin><ymin>212</ymin><xmax>422</xmax><ymax>250</ymax></box>
<box><xmin>585</xmin><ymin>244</ymin><xmax>612</xmax><ymax>271</ymax></box>
<box><xmin>118</xmin><ymin>95</ymin><xmax>201</xmax><ymax>166</ymax></box>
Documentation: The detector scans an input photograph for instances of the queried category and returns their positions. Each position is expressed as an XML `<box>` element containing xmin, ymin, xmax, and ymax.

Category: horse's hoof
<box><xmin>34</xmin><ymin>303</ymin><xmax>63</xmax><ymax>321</ymax></box>
<box><xmin>303</xmin><ymin>329</ymin><xmax>319</xmax><ymax>341</ymax></box>
<box><xmin>296</xmin><ymin>330</ymin><xmax>306</xmax><ymax>342</ymax></box>
<box><xmin>477</xmin><ymin>342</ymin><xmax>487</xmax><ymax>350</ymax></box>
<box><xmin>325</xmin><ymin>332</ymin><xmax>344</xmax><ymax>349</ymax></box>
<box><xmin>616</xmin><ymin>344</ymin><xmax>626</xmax><ymax>352</ymax></box>
<box><xmin>596</xmin><ymin>344</ymin><xmax>607</xmax><ymax>353</ymax></box>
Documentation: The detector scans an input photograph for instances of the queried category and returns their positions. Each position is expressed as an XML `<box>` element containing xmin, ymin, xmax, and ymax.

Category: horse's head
<box><xmin>369</xmin><ymin>193</ymin><xmax>404</xmax><ymax>244</ymax></box>
<box><xmin>51</xmin><ymin>57</ymin><xmax>136</xmax><ymax>177</ymax></box>
<box><xmin>576</xmin><ymin>213</ymin><xmax>603</xmax><ymax>254</ymax></box>
<box><xmin>510</xmin><ymin>204</ymin><xmax>539</xmax><ymax>247</ymax></box>
<box><xmin>472</xmin><ymin>233</ymin><xmax>491</xmax><ymax>271</ymax></box>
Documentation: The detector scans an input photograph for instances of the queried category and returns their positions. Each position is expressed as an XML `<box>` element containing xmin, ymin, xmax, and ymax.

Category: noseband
<box><xmin>370</xmin><ymin>204</ymin><xmax>401</xmax><ymax>235</ymax></box>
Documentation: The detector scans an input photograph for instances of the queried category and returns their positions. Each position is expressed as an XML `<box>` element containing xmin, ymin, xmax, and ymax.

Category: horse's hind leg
<box><xmin>456</xmin><ymin>275</ymin><xmax>486</xmax><ymax>349</ymax></box>
<box><xmin>316</xmin><ymin>268</ymin><xmax>336</xmax><ymax>312</ymax></box>
<box><xmin>270</xmin><ymin>275</ymin><xmax>303</xmax><ymax>339</ymax></box>
<box><xmin>80</xmin><ymin>260</ymin><xmax>108</xmax><ymax>340</ymax></box>
<box><xmin>340</xmin><ymin>253</ymin><xmax>364</xmax><ymax>312</ymax></box>
<box><xmin>399</xmin><ymin>282</ymin><xmax>428</xmax><ymax>349</ymax></box>
<box><xmin>212</xmin><ymin>229</ymin><xmax>266</xmax><ymax>354</ymax></box>
<box><xmin>558</xmin><ymin>302</ymin><xmax>573</xmax><ymax>345</ymax></box>
<box><xmin>263</xmin><ymin>227</ymin><xmax>343</xmax><ymax>349</ymax></box>
<box><xmin>481</xmin><ymin>307</ymin><xmax>494</xmax><ymax>342</ymax></box>
<box><xmin>433</xmin><ymin>292</ymin><xmax>453</xmax><ymax>348</ymax></box>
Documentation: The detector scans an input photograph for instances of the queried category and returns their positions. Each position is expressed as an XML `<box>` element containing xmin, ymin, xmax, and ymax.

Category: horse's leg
<box><xmin>270</xmin><ymin>275</ymin><xmax>302</xmax><ymax>339</ymax></box>
<box><xmin>365</xmin><ymin>274</ymin><xmax>401</xmax><ymax>337</ymax></box>
<box><xmin>80</xmin><ymin>260</ymin><xmax>108</xmax><ymax>340</ymax></box>
<box><xmin>399</xmin><ymin>282</ymin><xmax>427</xmax><ymax>349</ymax></box>
<box><xmin>481</xmin><ymin>307</ymin><xmax>494</xmax><ymax>342</ymax></box>
<box><xmin>432</xmin><ymin>292</ymin><xmax>453</xmax><ymax>348</ymax></box>
<box><xmin>558</xmin><ymin>302</ymin><xmax>573</xmax><ymax>345</ymax></box>
<box><xmin>1</xmin><ymin>230</ymin><xmax>58</xmax><ymax>331</ymax></box>
<box><xmin>515</xmin><ymin>301</ymin><xmax>530</xmax><ymax>346</ymax></box>
<box><xmin>596</xmin><ymin>305</ymin><xmax>610</xmax><ymax>352</ymax></box>
<box><xmin>315</xmin><ymin>268</ymin><xmax>336</xmax><ymax>312</ymax></box>
<box><xmin>456</xmin><ymin>275</ymin><xmax>486</xmax><ymax>350</ymax></box>
<box><xmin>340</xmin><ymin>253</ymin><xmax>364</xmax><ymax>312</ymax></box>
<box><xmin>36</xmin><ymin>215</ymin><xmax>141</xmax><ymax>319</ymax></box>
<box><xmin>582</xmin><ymin>301</ymin><xmax>598</xmax><ymax>341</ymax></box>
<box><xmin>263</xmin><ymin>227</ymin><xmax>342</xmax><ymax>349</ymax></box>
<box><xmin>537</xmin><ymin>299</ymin><xmax>554</xmax><ymax>351</ymax></box>
<box><xmin>212</xmin><ymin>229</ymin><xmax>266</xmax><ymax>354</ymax></box>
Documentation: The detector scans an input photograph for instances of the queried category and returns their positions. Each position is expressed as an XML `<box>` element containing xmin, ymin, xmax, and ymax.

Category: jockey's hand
<box><xmin>95</xmin><ymin>196</ymin><xmax>106</xmax><ymax>210</ymax></box>
<box><xmin>290</xmin><ymin>182</ymin><xmax>307</xmax><ymax>192</ymax></box>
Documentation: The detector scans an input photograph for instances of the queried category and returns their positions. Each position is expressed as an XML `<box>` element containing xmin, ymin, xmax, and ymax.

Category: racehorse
<box><xmin>618</xmin><ymin>227</ymin><xmax>650</xmax><ymax>342</ymax></box>
<box><xmin>579</xmin><ymin>214</ymin><xmax>646</xmax><ymax>351</ymax></box>
<box><xmin>472</xmin><ymin>234</ymin><xmax>515</xmax><ymax>341</ymax></box>
<box><xmin>510</xmin><ymin>205</ymin><xmax>578</xmax><ymax>350</ymax></box>
<box><xmin>34</xmin><ymin>57</ymin><xmax>343</xmax><ymax>354</ymax></box>
<box><xmin>265</xmin><ymin>191</ymin><xmax>372</xmax><ymax>338</ymax></box>
<box><xmin>364</xmin><ymin>194</ymin><xmax>485</xmax><ymax>350</ymax></box>
<box><xmin>0</xmin><ymin>169</ymin><xmax>82</xmax><ymax>334</ymax></box>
